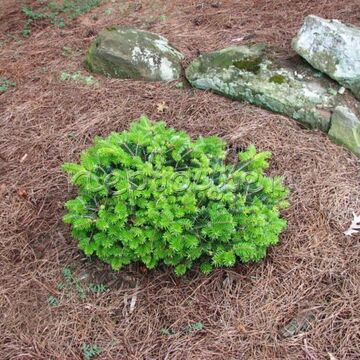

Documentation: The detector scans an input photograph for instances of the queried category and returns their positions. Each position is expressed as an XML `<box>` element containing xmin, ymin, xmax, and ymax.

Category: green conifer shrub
<box><xmin>63</xmin><ymin>116</ymin><xmax>289</xmax><ymax>275</ymax></box>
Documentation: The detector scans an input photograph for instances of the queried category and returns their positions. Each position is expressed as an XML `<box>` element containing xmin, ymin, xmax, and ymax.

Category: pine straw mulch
<box><xmin>1</xmin><ymin>1</ymin><xmax>360</xmax><ymax>359</ymax></box>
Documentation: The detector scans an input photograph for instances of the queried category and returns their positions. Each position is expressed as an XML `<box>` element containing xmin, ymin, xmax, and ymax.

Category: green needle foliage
<box><xmin>81</xmin><ymin>343</ymin><xmax>102</xmax><ymax>360</ymax></box>
<box><xmin>22</xmin><ymin>0</ymin><xmax>101</xmax><ymax>36</ymax></box>
<box><xmin>63</xmin><ymin>116</ymin><xmax>289</xmax><ymax>276</ymax></box>
<box><xmin>59</xmin><ymin>71</ymin><xmax>98</xmax><ymax>85</ymax></box>
<box><xmin>47</xmin><ymin>295</ymin><xmax>59</xmax><ymax>307</ymax></box>
<box><xmin>0</xmin><ymin>78</ymin><xmax>16</xmax><ymax>93</ymax></box>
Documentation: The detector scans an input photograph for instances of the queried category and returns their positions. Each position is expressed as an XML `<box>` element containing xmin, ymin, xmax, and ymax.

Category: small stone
<box><xmin>294</xmin><ymin>71</ymin><xmax>304</xmax><ymax>80</ymax></box>
<box><xmin>338</xmin><ymin>87</ymin><xmax>346</xmax><ymax>95</ymax></box>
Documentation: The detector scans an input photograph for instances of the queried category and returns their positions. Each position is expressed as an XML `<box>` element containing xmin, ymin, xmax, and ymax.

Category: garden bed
<box><xmin>1</xmin><ymin>1</ymin><xmax>360</xmax><ymax>359</ymax></box>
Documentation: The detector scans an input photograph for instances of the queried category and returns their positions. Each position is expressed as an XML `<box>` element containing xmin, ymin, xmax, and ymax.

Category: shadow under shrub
<box><xmin>63</xmin><ymin>116</ymin><xmax>289</xmax><ymax>275</ymax></box>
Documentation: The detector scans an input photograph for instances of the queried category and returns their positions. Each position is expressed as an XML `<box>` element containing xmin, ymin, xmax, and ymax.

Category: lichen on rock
<box><xmin>292</xmin><ymin>15</ymin><xmax>360</xmax><ymax>100</ymax></box>
<box><xmin>329</xmin><ymin>106</ymin><xmax>360</xmax><ymax>157</ymax></box>
<box><xmin>185</xmin><ymin>45</ymin><xmax>339</xmax><ymax>131</ymax></box>
<box><xmin>269</xmin><ymin>74</ymin><xmax>287</xmax><ymax>84</ymax></box>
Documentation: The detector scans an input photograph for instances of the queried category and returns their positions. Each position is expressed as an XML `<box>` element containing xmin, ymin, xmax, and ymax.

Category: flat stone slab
<box><xmin>85</xmin><ymin>27</ymin><xmax>184</xmax><ymax>81</ymax></box>
<box><xmin>185</xmin><ymin>44</ymin><xmax>342</xmax><ymax>131</ymax></box>
<box><xmin>292</xmin><ymin>15</ymin><xmax>360</xmax><ymax>100</ymax></box>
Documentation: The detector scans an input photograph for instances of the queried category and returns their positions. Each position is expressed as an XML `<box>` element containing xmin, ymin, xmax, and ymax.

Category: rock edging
<box><xmin>184</xmin><ymin>17</ymin><xmax>360</xmax><ymax>158</ymax></box>
<box><xmin>84</xmin><ymin>18</ymin><xmax>360</xmax><ymax>158</ymax></box>
<box><xmin>85</xmin><ymin>27</ymin><xmax>184</xmax><ymax>81</ymax></box>
<box><xmin>292</xmin><ymin>15</ymin><xmax>360</xmax><ymax>100</ymax></box>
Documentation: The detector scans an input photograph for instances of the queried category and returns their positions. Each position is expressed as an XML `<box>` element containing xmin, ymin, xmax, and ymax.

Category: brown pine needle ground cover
<box><xmin>1</xmin><ymin>1</ymin><xmax>360</xmax><ymax>359</ymax></box>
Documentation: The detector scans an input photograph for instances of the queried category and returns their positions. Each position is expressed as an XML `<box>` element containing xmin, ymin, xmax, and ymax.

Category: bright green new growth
<box><xmin>63</xmin><ymin>116</ymin><xmax>289</xmax><ymax>275</ymax></box>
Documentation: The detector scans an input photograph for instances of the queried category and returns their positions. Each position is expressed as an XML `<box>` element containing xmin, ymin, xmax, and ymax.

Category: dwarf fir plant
<box><xmin>63</xmin><ymin>116</ymin><xmax>289</xmax><ymax>275</ymax></box>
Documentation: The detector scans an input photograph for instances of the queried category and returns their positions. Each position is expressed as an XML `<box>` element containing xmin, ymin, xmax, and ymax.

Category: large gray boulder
<box><xmin>185</xmin><ymin>44</ymin><xmax>340</xmax><ymax>131</ymax></box>
<box><xmin>292</xmin><ymin>15</ymin><xmax>360</xmax><ymax>100</ymax></box>
<box><xmin>328</xmin><ymin>106</ymin><xmax>360</xmax><ymax>157</ymax></box>
<box><xmin>85</xmin><ymin>27</ymin><xmax>184</xmax><ymax>81</ymax></box>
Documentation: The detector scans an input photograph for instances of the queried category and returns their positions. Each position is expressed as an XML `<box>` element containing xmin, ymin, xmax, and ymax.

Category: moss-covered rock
<box><xmin>185</xmin><ymin>45</ymin><xmax>339</xmax><ymax>131</ymax></box>
<box><xmin>292</xmin><ymin>15</ymin><xmax>360</xmax><ymax>100</ymax></box>
<box><xmin>85</xmin><ymin>27</ymin><xmax>184</xmax><ymax>81</ymax></box>
<box><xmin>329</xmin><ymin>106</ymin><xmax>360</xmax><ymax>157</ymax></box>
